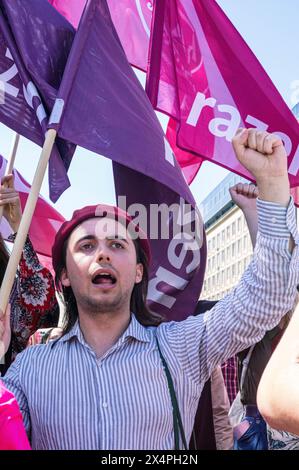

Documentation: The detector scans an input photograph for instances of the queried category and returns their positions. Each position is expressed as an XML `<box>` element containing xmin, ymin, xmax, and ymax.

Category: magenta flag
<box><xmin>48</xmin><ymin>0</ymin><xmax>206</xmax><ymax>320</ymax></box>
<box><xmin>146</xmin><ymin>0</ymin><xmax>299</xmax><ymax>189</ymax></box>
<box><xmin>0</xmin><ymin>155</ymin><xmax>65</xmax><ymax>263</ymax></box>
<box><xmin>48</xmin><ymin>0</ymin><xmax>152</xmax><ymax>71</ymax></box>
<box><xmin>107</xmin><ymin>0</ymin><xmax>152</xmax><ymax>70</ymax></box>
<box><xmin>48</xmin><ymin>0</ymin><xmax>87</xmax><ymax>28</ymax></box>
<box><xmin>166</xmin><ymin>117</ymin><xmax>203</xmax><ymax>185</ymax></box>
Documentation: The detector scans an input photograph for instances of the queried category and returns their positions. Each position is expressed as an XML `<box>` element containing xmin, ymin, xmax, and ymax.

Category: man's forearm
<box><xmin>257</xmin><ymin>175</ymin><xmax>290</xmax><ymax>208</ymax></box>
<box><xmin>243</xmin><ymin>209</ymin><xmax>258</xmax><ymax>248</ymax></box>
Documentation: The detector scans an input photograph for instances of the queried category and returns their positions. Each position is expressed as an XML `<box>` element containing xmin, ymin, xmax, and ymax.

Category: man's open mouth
<box><xmin>92</xmin><ymin>272</ymin><xmax>117</xmax><ymax>285</ymax></box>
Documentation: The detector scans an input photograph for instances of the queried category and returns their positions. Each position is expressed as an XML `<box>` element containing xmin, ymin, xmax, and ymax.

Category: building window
<box><xmin>221</xmin><ymin>250</ymin><xmax>225</xmax><ymax>264</ymax></box>
<box><xmin>238</xmin><ymin>261</ymin><xmax>242</xmax><ymax>275</ymax></box>
<box><xmin>227</xmin><ymin>226</ymin><xmax>230</xmax><ymax>239</ymax></box>
<box><xmin>237</xmin><ymin>239</ymin><xmax>241</xmax><ymax>255</ymax></box>
<box><xmin>232</xmin><ymin>242</ymin><xmax>235</xmax><ymax>257</ymax></box>
<box><xmin>232</xmin><ymin>264</ymin><xmax>235</xmax><ymax>277</ymax></box>
<box><xmin>237</xmin><ymin>217</ymin><xmax>241</xmax><ymax>232</ymax></box>
<box><xmin>217</xmin><ymin>233</ymin><xmax>220</xmax><ymax>249</ymax></box>
<box><xmin>222</xmin><ymin>230</ymin><xmax>225</xmax><ymax>244</ymax></box>
<box><xmin>232</xmin><ymin>222</ymin><xmax>236</xmax><ymax>236</ymax></box>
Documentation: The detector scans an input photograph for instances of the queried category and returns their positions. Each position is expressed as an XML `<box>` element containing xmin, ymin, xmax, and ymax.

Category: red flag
<box><xmin>0</xmin><ymin>155</ymin><xmax>65</xmax><ymax>265</ymax></box>
<box><xmin>146</xmin><ymin>0</ymin><xmax>299</xmax><ymax>189</ymax></box>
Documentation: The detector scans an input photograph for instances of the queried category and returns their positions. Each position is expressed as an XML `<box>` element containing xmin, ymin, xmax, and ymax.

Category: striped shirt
<box><xmin>3</xmin><ymin>199</ymin><xmax>299</xmax><ymax>450</ymax></box>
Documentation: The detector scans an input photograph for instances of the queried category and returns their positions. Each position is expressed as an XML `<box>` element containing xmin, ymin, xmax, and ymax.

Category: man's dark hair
<box><xmin>55</xmin><ymin>237</ymin><xmax>165</xmax><ymax>334</ymax></box>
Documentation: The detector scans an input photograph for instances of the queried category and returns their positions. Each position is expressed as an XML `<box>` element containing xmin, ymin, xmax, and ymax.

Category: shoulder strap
<box><xmin>155</xmin><ymin>336</ymin><xmax>188</xmax><ymax>450</ymax></box>
<box><xmin>240</xmin><ymin>345</ymin><xmax>255</xmax><ymax>390</ymax></box>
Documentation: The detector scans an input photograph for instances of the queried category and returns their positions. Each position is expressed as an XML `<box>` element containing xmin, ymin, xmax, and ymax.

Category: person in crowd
<box><xmin>0</xmin><ymin>379</ymin><xmax>31</xmax><ymax>450</ymax></box>
<box><xmin>221</xmin><ymin>357</ymin><xmax>238</xmax><ymax>405</ymax></box>
<box><xmin>0</xmin><ymin>306</ymin><xmax>30</xmax><ymax>450</ymax></box>
<box><xmin>1</xmin><ymin>128</ymin><xmax>299</xmax><ymax>450</ymax></box>
<box><xmin>27</xmin><ymin>327</ymin><xmax>63</xmax><ymax>346</ymax></box>
<box><xmin>192</xmin><ymin>300</ymin><xmax>233</xmax><ymax>450</ymax></box>
<box><xmin>196</xmin><ymin>183</ymin><xmax>260</xmax><ymax>450</ymax></box>
<box><xmin>211</xmin><ymin>365</ymin><xmax>233</xmax><ymax>450</ymax></box>
<box><xmin>0</xmin><ymin>174</ymin><xmax>59</xmax><ymax>375</ymax></box>
<box><xmin>257</xmin><ymin>292</ymin><xmax>299</xmax><ymax>441</ymax></box>
<box><xmin>229</xmin><ymin>183</ymin><xmax>299</xmax><ymax>450</ymax></box>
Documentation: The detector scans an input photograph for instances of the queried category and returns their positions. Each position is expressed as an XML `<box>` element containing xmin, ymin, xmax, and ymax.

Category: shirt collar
<box><xmin>58</xmin><ymin>320</ymin><xmax>84</xmax><ymax>345</ymax></box>
<box><xmin>57</xmin><ymin>314</ymin><xmax>150</xmax><ymax>347</ymax></box>
<box><xmin>119</xmin><ymin>314</ymin><xmax>150</xmax><ymax>344</ymax></box>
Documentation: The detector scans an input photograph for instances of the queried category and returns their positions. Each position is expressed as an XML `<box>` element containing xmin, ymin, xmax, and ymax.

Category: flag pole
<box><xmin>6</xmin><ymin>133</ymin><xmax>20</xmax><ymax>174</ymax></box>
<box><xmin>0</xmin><ymin>133</ymin><xmax>20</xmax><ymax>222</ymax></box>
<box><xmin>0</xmin><ymin>129</ymin><xmax>57</xmax><ymax>315</ymax></box>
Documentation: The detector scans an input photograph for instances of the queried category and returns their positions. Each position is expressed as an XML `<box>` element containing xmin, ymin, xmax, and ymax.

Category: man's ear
<box><xmin>60</xmin><ymin>268</ymin><xmax>71</xmax><ymax>287</ymax></box>
<box><xmin>135</xmin><ymin>263</ymin><xmax>143</xmax><ymax>284</ymax></box>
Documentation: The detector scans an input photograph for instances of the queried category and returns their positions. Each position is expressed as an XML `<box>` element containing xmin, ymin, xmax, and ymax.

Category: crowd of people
<box><xmin>0</xmin><ymin>128</ymin><xmax>299</xmax><ymax>450</ymax></box>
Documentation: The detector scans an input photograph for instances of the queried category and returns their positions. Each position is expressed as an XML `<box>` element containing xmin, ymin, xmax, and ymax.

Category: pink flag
<box><xmin>146</xmin><ymin>0</ymin><xmax>299</xmax><ymax>189</ymax></box>
<box><xmin>166</xmin><ymin>117</ymin><xmax>203</xmax><ymax>184</ymax></box>
<box><xmin>48</xmin><ymin>0</ymin><xmax>86</xmax><ymax>28</ymax></box>
<box><xmin>48</xmin><ymin>0</ymin><xmax>152</xmax><ymax>70</ymax></box>
<box><xmin>107</xmin><ymin>0</ymin><xmax>152</xmax><ymax>70</ymax></box>
<box><xmin>0</xmin><ymin>155</ymin><xmax>65</xmax><ymax>264</ymax></box>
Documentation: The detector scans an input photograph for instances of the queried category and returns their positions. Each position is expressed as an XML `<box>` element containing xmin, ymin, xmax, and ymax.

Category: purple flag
<box><xmin>113</xmin><ymin>164</ymin><xmax>207</xmax><ymax>320</ymax></box>
<box><xmin>0</xmin><ymin>0</ymin><xmax>76</xmax><ymax>202</ymax></box>
<box><xmin>49</xmin><ymin>0</ymin><xmax>206</xmax><ymax>320</ymax></box>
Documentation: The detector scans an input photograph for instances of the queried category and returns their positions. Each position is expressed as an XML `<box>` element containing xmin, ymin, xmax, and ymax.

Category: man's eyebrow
<box><xmin>75</xmin><ymin>235</ymin><xmax>96</xmax><ymax>246</ymax></box>
<box><xmin>74</xmin><ymin>234</ymin><xmax>129</xmax><ymax>246</ymax></box>
<box><xmin>106</xmin><ymin>235</ymin><xmax>129</xmax><ymax>244</ymax></box>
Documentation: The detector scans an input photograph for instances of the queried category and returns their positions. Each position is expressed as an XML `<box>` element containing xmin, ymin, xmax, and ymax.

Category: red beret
<box><xmin>52</xmin><ymin>204</ymin><xmax>151</xmax><ymax>273</ymax></box>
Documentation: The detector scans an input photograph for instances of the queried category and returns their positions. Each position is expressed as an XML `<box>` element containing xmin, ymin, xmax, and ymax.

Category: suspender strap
<box><xmin>240</xmin><ymin>345</ymin><xmax>255</xmax><ymax>390</ymax></box>
<box><xmin>155</xmin><ymin>336</ymin><xmax>188</xmax><ymax>450</ymax></box>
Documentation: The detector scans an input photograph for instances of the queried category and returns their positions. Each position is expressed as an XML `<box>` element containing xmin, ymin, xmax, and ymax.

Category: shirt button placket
<box><xmin>96</xmin><ymin>359</ymin><xmax>109</xmax><ymax>450</ymax></box>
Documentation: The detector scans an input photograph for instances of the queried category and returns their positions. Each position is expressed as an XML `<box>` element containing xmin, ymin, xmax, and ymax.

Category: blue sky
<box><xmin>0</xmin><ymin>0</ymin><xmax>298</xmax><ymax>218</ymax></box>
